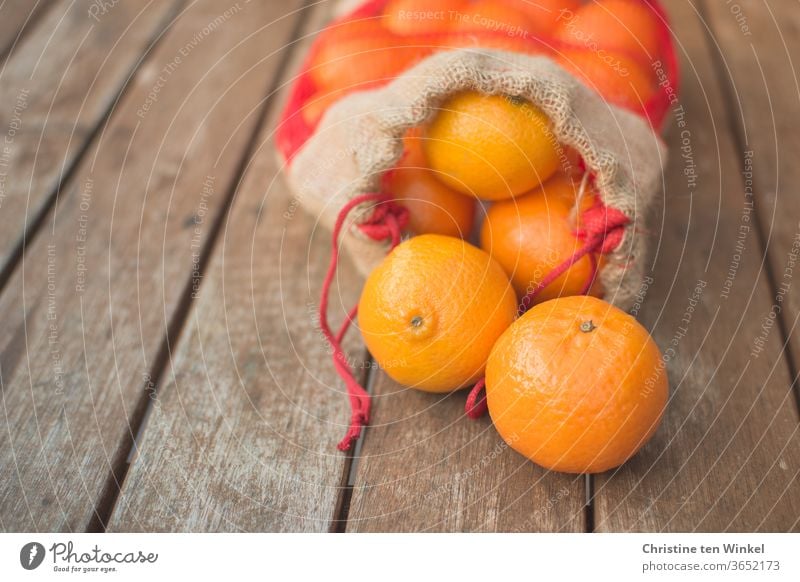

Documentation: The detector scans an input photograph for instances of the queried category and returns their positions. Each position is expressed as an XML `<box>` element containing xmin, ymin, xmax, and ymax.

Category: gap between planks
<box><xmin>0</xmin><ymin>1</ymin><xmax>187</xmax><ymax>294</ymax></box>
<box><xmin>90</xmin><ymin>1</ymin><xmax>316</xmax><ymax>533</ymax></box>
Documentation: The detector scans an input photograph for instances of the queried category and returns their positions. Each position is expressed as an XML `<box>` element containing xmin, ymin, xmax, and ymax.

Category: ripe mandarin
<box><xmin>555</xmin><ymin>0</ymin><xmax>661</xmax><ymax>61</ymax></box>
<box><xmin>486</xmin><ymin>295</ymin><xmax>667</xmax><ymax>473</ymax></box>
<box><xmin>557</xmin><ymin>48</ymin><xmax>656</xmax><ymax>112</ymax></box>
<box><xmin>513</xmin><ymin>0</ymin><xmax>582</xmax><ymax>35</ymax></box>
<box><xmin>385</xmin><ymin>133</ymin><xmax>476</xmax><ymax>238</ymax></box>
<box><xmin>451</xmin><ymin>1</ymin><xmax>537</xmax><ymax>36</ymax></box>
<box><xmin>310</xmin><ymin>35</ymin><xmax>431</xmax><ymax>93</ymax></box>
<box><xmin>480</xmin><ymin>172</ymin><xmax>601</xmax><ymax>302</ymax></box>
<box><xmin>424</xmin><ymin>92</ymin><xmax>560</xmax><ymax>200</ymax></box>
<box><xmin>358</xmin><ymin>234</ymin><xmax>517</xmax><ymax>392</ymax></box>
<box><xmin>383</xmin><ymin>0</ymin><xmax>469</xmax><ymax>35</ymax></box>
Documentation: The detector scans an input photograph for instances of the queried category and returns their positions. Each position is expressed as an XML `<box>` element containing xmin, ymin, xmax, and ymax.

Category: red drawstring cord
<box><xmin>319</xmin><ymin>192</ymin><xmax>409</xmax><ymax>451</ymax></box>
<box><xmin>464</xmin><ymin>197</ymin><xmax>630</xmax><ymax>419</ymax></box>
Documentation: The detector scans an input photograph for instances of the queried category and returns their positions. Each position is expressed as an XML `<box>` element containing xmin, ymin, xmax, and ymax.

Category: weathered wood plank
<box><xmin>594</xmin><ymin>0</ymin><xmax>800</xmax><ymax>532</ymax></box>
<box><xmin>347</xmin><ymin>372</ymin><xmax>586</xmax><ymax>532</ymax></box>
<box><xmin>0</xmin><ymin>0</ymin><xmax>181</xmax><ymax>280</ymax></box>
<box><xmin>700</xmin><ymin>0</ymin><xmax>800</xmax><ymax>392</ymax></box>
<box><xmin>107</xmin><ymin>3</ymin><xmax>365</xmax><ymax>532</ymax></box>
<box><xmin>0</xmin><ymin>0</ymin><xmax>51</xmax><ymax>57</ymax></box>
<box><xmin>0</xmin><ymin>0</ymin><xmax>305</xmax><ymax>532</ymax></box>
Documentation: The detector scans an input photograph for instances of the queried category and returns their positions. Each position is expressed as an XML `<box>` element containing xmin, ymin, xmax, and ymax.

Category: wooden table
<box><xmin>0</xmin><ymin>0</ymin><xmax>798</xmax><ymax>533</ymax></box>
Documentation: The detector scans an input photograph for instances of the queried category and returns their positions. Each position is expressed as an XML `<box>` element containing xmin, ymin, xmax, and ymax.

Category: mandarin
<box><xmin>486</xmin><ymin>295</ymin><xmax>667</xmax><ymax>473</ymax></box>
<box><xmin>385</xmin><ymin>134</ymin><xmax>476</xmax><ymax>238</ymax></box>
<box><xmin>480</xmin><ymin>172</ymin><xmax>600</xmax><ymax>302</ymax></box>
<box><xmin>358</xmin><ymin>234</ymin><xmax>517</xmax><ymax>392</ymax></box>
<box><xmin>383</xmin><ymin>0</ymin><xmax>469</xmax><ymax>35</ymax></box>
<box><xmin>557</xmin><ymin>48</ymin><xmax>657</xmax><ymax>112</ymax></box>
<box><xmin>512</xmin><ymin>0</ymin><xmax>582</xmax><ymax>35</ymax></box>
<box><xmin>424</xmin><ymin>92</ymin><xmax>560</xmax><ymax>200</ymax></box>
<box><xmin>451</xmin><ymin>1</ymin><xmax>537</xmax><ymax>37</ymax></box>
<box><xmin>555</xmin><ymin>0</ymin><xmax>661</xmax><ymax>61</ymax></box>
<box><xmin>310</xmin><ymin>35</ymin><xmax>431</xmax><ymax>93</ymax></box>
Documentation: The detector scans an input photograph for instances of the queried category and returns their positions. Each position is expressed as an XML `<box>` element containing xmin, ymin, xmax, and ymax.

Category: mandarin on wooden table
<box><xmin>486</xmin><ymin>295</ymin><xmax>668</xmax><ymax>474</ymax></box>
<box><xmin>358</xmin><ymin>234</ymin><xmax>517</xmax><ymax>392</ymax></box>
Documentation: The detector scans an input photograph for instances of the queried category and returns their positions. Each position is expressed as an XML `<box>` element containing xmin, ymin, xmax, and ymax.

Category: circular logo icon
<box><xmin>20</xmin><ymin>542</ymin><xmax>45</xmax><ymax>570</ymax></box>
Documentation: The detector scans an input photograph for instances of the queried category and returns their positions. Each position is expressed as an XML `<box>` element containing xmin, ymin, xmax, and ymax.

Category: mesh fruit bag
<box><xmin>276</xmin><ymin>0</ymin><xmax>679</xmax><ymax>312</ymax></box>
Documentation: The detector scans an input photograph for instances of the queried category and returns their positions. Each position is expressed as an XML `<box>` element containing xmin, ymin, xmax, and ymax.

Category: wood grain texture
<box><xmin>347</xmin><ymin>373</ymin><xmax>586</xmax><ymax>532</ymax></box>
<box><xmin>107</xmin><ymin>3</ymin><xmax>366</xmax><ymax>533</ymax></box>
<box><xmin>0</xmin><ymin>0</ymin><xmax>180</xmax><ymax>277</ymax></box>
<box><xmin>0</xmin><ymin>0</ymin><xmax>305</xmax><ymax>532</ymax></box>
<box><xmin>594</xmin><ymin>0</ymin><xmax>800</xmax><ymax>532</ymax></box>
<box><xmin>699</xmin><ymin>0</ymin><xmax>800</xmax><ymax>388</ymax></box>
<box><xmin>0</xmin><ymin>0</ymin><xmax>51</xmax><ymax>57</ymax></box>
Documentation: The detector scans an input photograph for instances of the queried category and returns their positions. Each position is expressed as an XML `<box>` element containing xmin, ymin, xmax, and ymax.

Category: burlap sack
<box><xmin>286</xmin><ymin>48</ymin><xmax>666</xmax><ymax>310</ymax></box>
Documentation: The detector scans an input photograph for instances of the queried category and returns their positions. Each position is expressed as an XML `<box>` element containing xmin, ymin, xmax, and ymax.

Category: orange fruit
<box><xmin>301</xmin><ymin>90</ymin><xmax>344</xmax><ymax>126</ymax></box>
<box><xmin>385</xmin><ymin>134</ymin><xmax>476</xmax><ymax>238</ymax></box>
<box><xmin>555</xmin><ymin>0</ymin><xmax>661</xmax><ymax>61</ymax></box>
<box><xmin>383</xmin><ymin>0</ymin><xmax>469</xmax><ymax>35</ymax></box>
<box><xmin>434</xmin><ymin>31</ymin><xmax>548</xmax><ymax>55</ymax></box>
<box><xmin>486</xmin><ymin>295</ymin><xmax>667</xmax><ymax>473</ymax></box>
<box><xmin>451</xmin><ymin>1</ymin><xmax>537</xmax><ymax>37</ymax></box>
<box><xmin>512</xmin><ymin>0</ymin><xmax>582</xmax><ymax>35</ymax></box>
<box><xmin>358</xmin><ymin>234</ymin><xmax>517</xmax><ymax>392</ymax></box>
<box><xmin>480</xmin><ymin>172</ymin><xmax>600</xmax><ymax>302</ymax></box>
<box><xmin>310</xmin><ymin>35</ymin><xmax>432</xmax><ymax>93</ymax></box>
<box><xmin>557</xmin><ymin>48</ymin><xmax>656</xmax><ymax>112</ymax></box>
<box><xmin>423</xmin><ymin>92</ymin><xmax>560</xmax><ymax>200</ymax></box>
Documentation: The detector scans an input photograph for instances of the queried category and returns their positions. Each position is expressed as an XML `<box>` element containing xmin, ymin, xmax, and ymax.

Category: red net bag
<box><xmin>275</xmin><ymin>2</ymin><xmax>678</xmax><ymax>306</ymax></box>
<box><xmin>275</xmin><ymin>0</ymin><xmax>680</xmax><ymax>451</ymax></box>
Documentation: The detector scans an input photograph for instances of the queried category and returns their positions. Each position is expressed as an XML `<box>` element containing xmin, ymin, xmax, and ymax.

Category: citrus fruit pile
<box><xmin>299</xmin><ymin>0</ymin><xmax>670</xmax><ymax>130</ymax></box>
<box><xmin>351</xmin><ymin>87</ymin><xmax>667</xmax><ymax>474</ymax></box>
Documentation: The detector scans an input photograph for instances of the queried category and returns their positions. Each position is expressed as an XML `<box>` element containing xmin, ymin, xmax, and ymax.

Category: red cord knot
<box><xmin>577</xmin><ymin>199</ymin><xmax>630</xmax><ymax>254</ymax></box>
<box><xmin>357</xmin><ymin>198</ymin><xmax>409</xmax><ymax>245</ymax></box>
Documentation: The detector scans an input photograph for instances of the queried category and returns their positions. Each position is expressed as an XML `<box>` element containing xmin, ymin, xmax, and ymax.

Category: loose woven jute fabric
<box><xmin>286</xmin><ymin>48</ymin><xmax>666</xmax><ymax>309</ymax></box>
